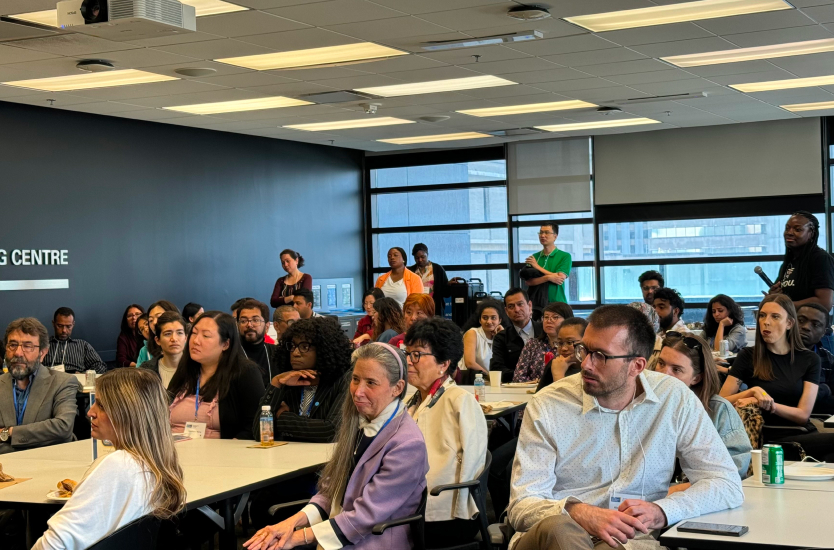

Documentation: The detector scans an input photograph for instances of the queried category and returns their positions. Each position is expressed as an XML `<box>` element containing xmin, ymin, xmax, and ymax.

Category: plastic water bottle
<box><xmin>260</xmin><ymin>405</ymin><xmax>273</xmax><ymax>445</ymax></box>
<box><xmin>474</xmin><ymin>374</ymin><xmax>486</xmax><ymax>403</ymax></box>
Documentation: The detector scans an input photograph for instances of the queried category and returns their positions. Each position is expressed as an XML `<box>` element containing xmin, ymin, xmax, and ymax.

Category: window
<box><xmin>371</xmin><ymin>187</ymin><xmax>507</xmax><ymax>228</ymax></box>
<box><xmin>370</xmin><ymin>160</ymin><xmax>506</xmax><ymax>188</ymax></box>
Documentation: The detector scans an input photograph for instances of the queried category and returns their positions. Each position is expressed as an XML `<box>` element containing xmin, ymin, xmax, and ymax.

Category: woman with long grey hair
<box><xmin>245</xmin><ymin>342</ymin><xmax>428</xmax><ymax>550</ymax></box>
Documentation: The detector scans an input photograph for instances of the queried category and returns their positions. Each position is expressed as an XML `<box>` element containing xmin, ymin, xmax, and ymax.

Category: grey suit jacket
<box><xmin>0</xmin><ymin>364</ymin><xmax>80</xmax><ymax>454</ymax></box>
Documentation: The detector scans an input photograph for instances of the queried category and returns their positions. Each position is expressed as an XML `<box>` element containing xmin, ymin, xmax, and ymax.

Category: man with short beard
<box><xmin>0</xmin><ymin>318</ymin><xmax>79</xmax><ymax>454</ymax></box>
<box><xmin>508</xmin><ymin>305</ymin><xmax>743</xmax><ymax>550</ymax></box>
<box><xmin>237</xmin><ymin>299</ymin><xmax>277</xmax><ymax>387</ymax></box>
<box><xmin>652</xmin><ymin>287</ymin><xmax>688</xmax><ymax>338</ymax></box>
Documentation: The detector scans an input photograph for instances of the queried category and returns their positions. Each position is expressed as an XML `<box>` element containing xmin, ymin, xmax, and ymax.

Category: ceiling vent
<box><xmin>421</xmin><ymin>30</ymin><xmax>543</xmax><ymax>51</ymax></box>
<box><xmin>507</xmin><ymin>5</ymin><xmax>552</xmax><ymax>21</ymax></box>
<box><xmin>485</xmin><ymin>127</ymin><xmax>547</xmax><ymax>137</ymax></box>
<box><xmin>616</xmin><ymin>92</ymin><xmax>708</xmax><ymax>104</ymax></box>
<box><xmin>298</xmin><ymin>90</ymin><xmax>381</xmax><ymax>104</ymax></box>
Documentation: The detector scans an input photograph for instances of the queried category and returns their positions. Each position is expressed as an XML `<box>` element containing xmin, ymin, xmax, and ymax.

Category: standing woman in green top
<box><xmin>521</xmin><ymin>223</ymin><xmax>572</xmax><ymax>308</ymax></box>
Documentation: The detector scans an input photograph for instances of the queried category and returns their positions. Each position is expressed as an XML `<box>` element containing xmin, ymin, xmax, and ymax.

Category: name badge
<box><xmin>184</xmin><ymin>422</ymin><xmax>207</xmax><ymax>439</ymax></box>
<box><xmin>609</xmin><ymin>492</ymin><xmax>642</xmax><ymax>510</ymax></box>
<box><xmin>52</xmin><ymin>364</ymin><xmax>66</xmax><ymax>372</ymax></box>
<box><xmin>423</xmin><ymin>286</ymin><xmax>431</xmax><ymax>294</ymax></box>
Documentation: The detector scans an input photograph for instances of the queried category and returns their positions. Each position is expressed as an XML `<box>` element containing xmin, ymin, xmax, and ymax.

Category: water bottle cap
<box><xmin>476</xmin><ymin>373</ymin><xmax>483</xmax><ymax>378</ymax></box>
<box><xmin>262</xmin><ymin>405</ymin><xmax>271</xmax><ymax>411</ymax></box>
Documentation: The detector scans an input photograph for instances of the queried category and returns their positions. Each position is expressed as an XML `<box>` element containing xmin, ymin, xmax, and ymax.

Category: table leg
<box><xmin>220</xmin><ymin>498</ymin><xmax>235</xmax><ymax>550</ymax></box>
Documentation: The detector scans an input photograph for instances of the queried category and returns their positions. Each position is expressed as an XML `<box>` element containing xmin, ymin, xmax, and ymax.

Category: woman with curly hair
<box><xmin>703</xmin><ymin>294</ymin><xmax>747</xmax><ymax>353</ymax></box>
<box><xmin>372</xmin><ymin>297</ymin><xmax>406</xmax><ymax>343</ymax></box>
<box><xmin>250</xmin><ymin>316</ymin><xmax>353</xmax><ymax>527</ymax></box>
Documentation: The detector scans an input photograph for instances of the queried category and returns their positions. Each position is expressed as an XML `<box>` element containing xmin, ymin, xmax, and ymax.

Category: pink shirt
<box><xmin>169</xmin><ymin>392</ymin><xmax>221</xmax><ymax>439</ymax></box>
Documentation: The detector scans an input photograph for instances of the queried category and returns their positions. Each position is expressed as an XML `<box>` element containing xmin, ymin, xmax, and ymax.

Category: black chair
<box><xmin>86</xmin><ymin>515</ymin><xmax>161</xmax><ymax>550</ymax></box>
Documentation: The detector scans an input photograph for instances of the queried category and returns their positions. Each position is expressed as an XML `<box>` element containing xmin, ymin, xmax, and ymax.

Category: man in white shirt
<box><xmin>652</xmin><ymin>287</ymin><xmax>688</xmax><ymax>338</ymax></box>
<box><xmin>509</xmin><ymin>305</ymin><xmax>743</xmax><ymax>550</ymax></box>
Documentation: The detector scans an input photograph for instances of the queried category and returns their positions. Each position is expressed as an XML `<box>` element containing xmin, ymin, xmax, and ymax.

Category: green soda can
<box><xmin>762</xmin><ymin>444</ymin><xmax>784</xmax><ymax>485</ymax></box>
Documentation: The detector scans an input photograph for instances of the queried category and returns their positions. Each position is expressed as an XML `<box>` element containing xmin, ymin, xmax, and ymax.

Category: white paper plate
<box><xmin>482</xmin><ymin>401</ymin><xmax>518</xmax><ymax>412</ymax></box>
<box><xmin>503</xmin><ymin>382</ymin><xmax>537</xmax><ymax>387</ymax></box>
<box><xmin>785</xmin><ymin>467</ymin><xmax>834</xmax><ymax>481</ymax></box>
<box><xmin>46</xmin><ymin>490</ymin><xmax>71</xmax><ymax>502</ymax></box>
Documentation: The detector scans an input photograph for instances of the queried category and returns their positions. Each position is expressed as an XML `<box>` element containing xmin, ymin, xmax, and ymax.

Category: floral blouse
<box><xmin>512</xmin><ymin>338</ymin><xmax>555</xmax><ymax>383</ymax></box>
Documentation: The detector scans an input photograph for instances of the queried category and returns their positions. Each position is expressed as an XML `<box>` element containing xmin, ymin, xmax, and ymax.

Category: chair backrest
<box><xmin>472</xmin><ymin>451</ymin><xmax>494</xmax><ymax>550</ymax></box>
<box><xmin>86</xmin><ymin>515</ymin><xmax>161</xmax><ymax>550</ymax></box>
<box><xmin>413</xmin><ymin>487</ymin><xmax>428</xmax><ymax>550</ymax></box>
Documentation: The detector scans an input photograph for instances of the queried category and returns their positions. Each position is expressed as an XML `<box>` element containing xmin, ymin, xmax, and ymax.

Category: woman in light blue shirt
<box><xmin>656</xmin><ymin>331</ymin><xmax>752</xmax><ymax>483</ymax></box>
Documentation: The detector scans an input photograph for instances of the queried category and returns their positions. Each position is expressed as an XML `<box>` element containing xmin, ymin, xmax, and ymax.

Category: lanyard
<box><xmin>379</xmin><ymin>402</ymin><xmax>399</xmax><ymax>433</ymax></box>
<box><xmin>299</xmin><ymin>387</ymin><xmax>318</xmax><ymax>417</ymax></box>
<box><xmin>194</xmin><ymin>375</ymin><xmax>200</xmax><ymax>421</ymax></box>
<box><xmin>242</xmin><ymin>344</ymin><xmax>273</xmax><ymax>379</ymax></box>
<box><xmin>50</xmin><ymin>341</ymin><xmax>68</xmax><ymax>368</ymax></box>
<box><xmin>12</xmin><ymin>381</ymin><xmax>32</xmax><ymax>426</ymax></box>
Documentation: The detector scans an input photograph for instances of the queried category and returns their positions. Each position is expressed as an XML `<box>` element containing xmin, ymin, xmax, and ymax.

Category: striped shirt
<box><xmin>43</xmin><ymin>337</ymin><xmax>107</xmax><ymax>374</ymax></box>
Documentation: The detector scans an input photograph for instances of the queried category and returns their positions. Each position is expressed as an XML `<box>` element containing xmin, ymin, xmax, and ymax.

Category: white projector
<box><xmin>57</xmin><ymin>0</ymin><xmax>196</xmax><ymax>41</ymax></box>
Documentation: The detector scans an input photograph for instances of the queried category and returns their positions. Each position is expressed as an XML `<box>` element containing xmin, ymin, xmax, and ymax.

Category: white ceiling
<box><xmin>1</xmin><ymin>0</ymin><xmax>834</xmax><ymax>151</ymax></box>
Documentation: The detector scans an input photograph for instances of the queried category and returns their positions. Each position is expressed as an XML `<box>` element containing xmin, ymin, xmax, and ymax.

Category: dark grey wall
<box><xmin>0</xmin><ymin>101</ymin><xmax>364</xmax><ymax>360</ymax></box>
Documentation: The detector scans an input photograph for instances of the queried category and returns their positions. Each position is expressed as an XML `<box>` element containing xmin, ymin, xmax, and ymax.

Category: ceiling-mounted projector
<box><xmin>57</xmin><ymin>0</ymin><xmax>196</xmax><ymax>41</ymax></box>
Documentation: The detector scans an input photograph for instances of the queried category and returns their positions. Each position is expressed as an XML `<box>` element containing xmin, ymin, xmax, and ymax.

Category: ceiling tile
<box><xmin>708</xmin><ymin>68</ymin><xmax>799</xmax><ymax>85</ymax></box>
<box><xmin>11</xmin><ymin>34</ymin><xmax>140</xmax><ymax>56</ymax></box>
<box><xmin>69</xmin><ymin>79</ymin><xmax>229</xmax><ymax>101</ymax></box>
<box><xmin>112</xmin><ymin>108</ymin><xmax>195</xmax><ymax>121</ymax></box>
<box><xmin>90</xmin><ymin>48</ymin><xmax>203</xmax><ymax>68</ymax></box>
<box><xmin>531</xmin><ymin>77</ymin><xmax>620</xmax><ymax>93</ymax></box>
<box><xmin>455</xmin><ymin>57</ymin><xmax>561</xmax><ymax>75</ymax></box>
<box><xmin>768</xmin><ymin>51</ymin><xmax>834</xmax><ymax>76</ymax></box>
<box><xmin>195</xmin><ymin>10</ymin><xmax>311</xmax><ymax>38</ymax></box>
<box><xmin>696</xmin><ymin>10</ymin><xmax>818</xmax><ymax>35</ymax></box>
<box><xmin>265</xmin><ymin>0</ymin><xmax>407</xmax><ymax>26</ymax></box>
<box><xmin>355</xmin><ymin>55</ymin><xmax>447</xmax><ymax>74</ymax></box>
<box><xmin>607</xmin><ymin>69</ymin><xmax>701</xmax><ymax>86</ymax></box>
<box><xmin>793</xmin><ymin>0</ymin><xmax>834</xmax><ymax>6</ymax></box>
<box><xmin>274</xmin><ymin>66</ymin><xmax>373</xmax><ymax>81</ymax></box>
<box><xmin>64</xmin><ymin>101</ymin><xmax>150</xmax><ymax>114</ymax></box>
<box><xmin>303</xmin><ymin>74</ymin><xmax>405</xmax><ymax>89</ymax></box>
<box><xmin>458</xmin><ymin>83</ymin><xmax>551</xmax><ymax>99</ymax></box>
<box><xmin>2</xmin><ymin>92</ymin><xmax>99</xmax><ymax>107</ymax></box>
<box><xmin>124</xmin><ymin>31</ymin><xmax>227</xmax><ymax>48</ymax></box>
<box><xmin>155</xmin><ymin>38</ymin><xmax>276</xmax><ymax>59</ymax></box>
<box><xmin>415</xmin><ymin>2</ymin><xmax>529</xmax><ymax>31</ymax></box>
<box><xmin>564</xmin><ymin>86</ymin><xmax>647</xmax><ymax>103</ymax></box>
<box><xmin>323</xmin><ymin>17</ymin><xmax>454</xmax><ymax>41</ymax></box>
<box><xmin>750</xmin><ymin>87</ymin><xmax>834</xmax><ymax>103</ymax></box>
<box><xmin>231</xmin><ymin>0</ymin><xmax>329</xmax><ymax>9</ymax></box>
<box><xmin>0</xmin><ymin>44</ymin><xmax>61</xmax><ymax>65</ymax></box>
<box><xmin>580</xmin><ymin>58</ymin><xmax>673</xmax><ymax>77</ymax></box>
<box><xmin>0</xmin><ymin>0</ymin><xmax>59</xmax><ymax>12</ymax></box>
<box><xmin>504</xmin><ymin>67</ymin><xmax>596</xmax><ymax>84</ymax></box>
<box><xmin>192</xmin><ymin>70</ymin><xmax>299</xmax><ymax>87</ymax></box>
<box><xmin>542</xmin><ymin>48</ymin><xmax>648</xmax><ymax>67</ymax></box>
<box><xmin>236</xmin><ymin>27</ymin><xmax>358</xmax><ymax>50</ymax></box>
<box><xmin>630</xmin><ymin>37</ymin><xmax>738</xmax><ymax>58</ymax></box>
<box><xmin>600</xmin><ymin>23</ymin><xmax>714</xmax><ymax>47</ymax></box>
<box><xmin>419</xmin><ymin>44</ymin><xmax>530</xmax><ymax>64</ymax></box>
<box><xmin>631</xmin><ymin>80</ymin><xmax>725</xmax><ymax>96</ymax></box>
<box><xmin>505</xmin><ymin>34</ymin><xmax>619</xmax><ymax>56</ymax></box>
<box><xmin>237</xmin><ymin>81</ymin><xmax>337</xmax><ymax>96</ymax></box>
<box><xmin>721</xmin><ymin>25</ymin><xmax>833</xmax><ymax>48</ymax></box>
<box><xmin>0</xmin><ymin>20</ymin><xmax>57</xmax><ymax>41</ymax></box>
<box><xmin>380</xmin><ymin>65</ymin><xmax>483</xmax><ymax>83</ymax></box>
<box><xmin>92</xmin><ymin>86</ymin><xmax>257</xmax><ymax>107</ymax></box>
<box><xmin>358</xmin><ymin>0</ymin><xmax>508</xmax><ymax>16</ymax></box>
<box><xmin>685</xmin><ymin>60</ymin><xmax>778</xmax><ymax>77</ymax></box>
<box><xmin>463</xmin><ymin>18</ymin><xmax>588</xmax><ymax>40</ymax></box>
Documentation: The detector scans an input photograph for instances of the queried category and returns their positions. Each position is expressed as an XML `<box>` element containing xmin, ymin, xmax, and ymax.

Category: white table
<box><xmin>0</xmin><ymin>439</ymin><xmax>334</xmax><ymax>549</ymax></box>
<box><xmin>661</xmin><ymin>485</ymin><xmax>833</xmax><ymax>549</ymax></box>
<box><xmin>742</xmin><ymin>462</ymin><xmax>834</xmax><ymax>494</ymax></box>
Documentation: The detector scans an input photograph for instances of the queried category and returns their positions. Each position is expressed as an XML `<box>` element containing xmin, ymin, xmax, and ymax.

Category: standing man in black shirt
<box><xmin>236</xmin><ymin>299</ymin><xmax>276</xmax><ymax>387</ymax></box>
<box><xmin>771</xmin><ymin>211</ymin><xmax>834</xmax><ymax>310</ymax></box>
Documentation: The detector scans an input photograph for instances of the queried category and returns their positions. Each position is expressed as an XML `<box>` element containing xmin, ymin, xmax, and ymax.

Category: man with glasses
<box><xmin>509</xmin><ymin>305</ymin><xmax>743</xmax><ymax>550</ymax></box>
<box><xmin>236</xmin><ymin>299</ymin><xmax>277</xmax><ymax>387</ymax></box>
<box><xmin>490</xmin><ymin>288</ymin><xmax>543</xmax><ymax>383</ymax></box>
<box><xmin>272</xmin><ymin>305</ymin><xmax>300</xmax><ymax>343</ymax></box>
<box><xmin>42</xmin><ymin>307</ymin><xmax>107</xmax><ymax>374</ymax></box>
<box><xmin>0</xmin><ymin>318</ymin><xmax>79</xmax><ymax>454</ymax></box>
<box><xmin>520</xmin><ymin>223</ymin><xmax>572</xmax><ymax>307</ymax></box>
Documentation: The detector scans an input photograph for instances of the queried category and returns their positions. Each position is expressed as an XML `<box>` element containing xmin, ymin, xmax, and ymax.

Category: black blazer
<box><xmin>254</xmin><ymin>371</ymin><xmax>348</xmax><ymax>443</ymax></box>
<box><xmin>218</xmin><ymin>362</ymin><xmax>265</xmax><ymax>440</ymax></box>
<box><xmin>409</xmin><ymin>261</ymin><xmax>449</xmax><ymax>316</ymax></box>
<box><xmin>489</xmin><ymin>321</ymin><xmax>543</xmax><ymax>383</ymax></box>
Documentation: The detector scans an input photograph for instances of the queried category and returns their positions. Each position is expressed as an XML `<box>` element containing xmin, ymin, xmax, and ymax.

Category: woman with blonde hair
<box><xmin>33</xmin><ymin>369</ymin><xmax>187</xmax><ymax>550</ymax></box>
<box><xmin>245</xmin><ymin>343</ymin><xmax>428</xmax><ymax>550</ymax></box>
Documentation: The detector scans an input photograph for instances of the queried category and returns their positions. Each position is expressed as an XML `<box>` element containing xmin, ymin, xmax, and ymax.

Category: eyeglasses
<box><xmin>406</xmin><ymin>350</ymin><xmax>436</xmax><ymax>364</ymax></box>
<box><xmin>574</xmin><ymin>343</ymin><xmax>637</xmax><ymax>365</ymax></box>
<box><xmin>277</xmin><ymin>318</ymin><xmax>297</xmax><ymax>326</ymax></box>
<box><xmin>641</xmin><ymin>285</ymin><xmax>660</xmax><ymax>292</ymax></box>
<box><xmin>537</xmin><ymin>231</ymin><xmax>556</xmax><ymax>236</ymax></box>
<box><xmin>556</xmin><ymin>339</ymin><xmax>581</xmax><ymax>349</ymax></box>
<box><xmin>285</xmin><ymin>341</ymin><xmax>313</xmax><ymax>354</ymax></box>
<box><xmin>238</xmin><ymin>317</ymin><xmax>265</xmax><ymax>327</ymax></box>
<box><xmin>363</xmin><ymin>301</ymin><xmax>375</xmax><ymax>308</ymax></box>
<box><xmin>6</xmin><ymin>342</ymin><xmax>40</xmax><ymax>353</ymax></box>
<box><xmin>543</xmin><ymin>314</ymin><xmax>563</xmax><ymax>323</ymax></box>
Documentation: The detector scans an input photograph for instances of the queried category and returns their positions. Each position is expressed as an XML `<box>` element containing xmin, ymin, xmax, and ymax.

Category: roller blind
<box><xmin>508</xmin><ymin>138</ymin><xmax>592</xmax><ymax>215</ymax></box>
<box><xmin>594</xmin><ymin>118</ymin><xmax>822</xmax><ymax>205</ymax></box>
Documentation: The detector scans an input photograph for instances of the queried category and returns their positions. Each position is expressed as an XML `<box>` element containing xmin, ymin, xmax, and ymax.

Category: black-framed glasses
<box><xmin>406</xmin><ymin>350</ymin><xmax>436</xmax><ymax>364</ymax></box>
<box><xmin>537</xmin><ymin>231</ymin><xmax>555</xmax><ymax>236</ymax></box>
<box><xmin>238</xmin><ymin>317</ymin><xmax>265</xmax><ymax>327</ymax></box>
<box><xmin>574</xmin><ymin>343</ymin><xmax>637</xmax><ymax>365</ymax></box>
<box><xmin>285</xmin><ymin>341</ymin><xmax>313</xmax><ymax>354</ymax></box>
<box><xmin>556</xmin><ymin>339</ymin><xmax>581</xmax><ymax>349</ymax></box>
<box><xmin>6</xmin><ymin>342</ymin><xmax>40</xmax><ymax>353</ymax></box>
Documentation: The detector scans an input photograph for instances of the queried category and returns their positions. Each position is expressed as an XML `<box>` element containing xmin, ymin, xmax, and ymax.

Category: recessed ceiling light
<box><xmin>564</xmin><ymin>0</ymin><xmax>791</xmax><ymax>32</ymax></box>
<box><xmin>164</xmin><ymin>96</ymin><xmax>312</xmax><ymax>115</ymax></box>
<box><xmin>730</xmin><ymin>74</ymin><xmax>834</xmax><ymax>92</ymax></box>
<box><xmin>216</xmin><ymin>43</ymin><xmax>408</xmax><ymax>71</ymax></box>
<box><xmin>76</xmin><ymin>60</ymin><xmax>115</xmax><ymax>73</ymax></box>
<box><xmin>379</xmin><ymin>132</ymin><xmax>492</xmax><ymax>144</ymax></box>
<box><xmin>457</xmin><ymin>100</ymin><xmax>597</xmax><ymax>117</ymax></box>
<box><xmin>535</xmin><ymin>118</ymin><xmax>661</xmax><ymax>132</ymax></box>
<box><xmin>2</xmin><ymin>70</ymin><xmax>178</xmax><ymax>92</ymax></box>
<box><xmin>175</xmin><ymin>68</ymin><xmax>218</xmax><ymax>77</ymax></box>
<box><xmin>284</xmin><ymin>117</ymin><xmax>415</xmax><ymax>131</ymax></box>
<box><xmin>179</xmin><ymin>0</ymin><xmax>248</xmax><ymax>16</ymax></box>
<box><xmin>7</xmin><ymin>9</ymin><xmax>58</xmax><ymax>27</ymax></box>
<box><xmin>662</xmin><ymin>38</ymin><xmax>834</xmax><ymax>67</ymax></box>
<box><xmin>507</xmin><ymin>5</ymin><xmax>552</xmax><ymax>21</ymax></box>
<box><xmin>782</xmin><ymin>100</ymin><xmax>834</xmax><ymax>112</ymax></box>
<box><xmin>355</xmin><ymin>75</ymin><xmax>516</xmax><ymax>98</ymax></box>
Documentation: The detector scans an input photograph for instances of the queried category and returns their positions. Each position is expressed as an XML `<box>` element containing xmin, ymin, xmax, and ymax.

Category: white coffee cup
<box><xmin>488</xmin><ymin>371</ymin><xmax>502</xmax><ymax>388</ymax></box>
<box><xmin>751</xmin><ymin>450</ymin><xmax>763</xmax><ymax>484</ymax></box>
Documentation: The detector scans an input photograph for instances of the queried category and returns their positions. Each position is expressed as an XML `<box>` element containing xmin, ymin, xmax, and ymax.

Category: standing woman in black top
<box><xmin>770</xmin><ymin>211</ymin><xmax>834</xmax><ymax>311</ymax></box>
<box><xmin>411</xmin><ymin>243</ymin><xmax>449</xmax><ymax>317</ymax></box>
<box><xmin>270</xmin><ymin>250</ymin><xmax>313</xmax><ymax>308</ymax></box>
<box><xmin>720</xmin><ymin>294</ymin><xmax>834</xmax><ymax>459</ymax></box>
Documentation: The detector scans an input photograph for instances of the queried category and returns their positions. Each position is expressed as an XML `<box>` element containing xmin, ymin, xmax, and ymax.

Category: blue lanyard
<box><xmin>300</xmin><ymin>388</ymin><xmax>317</xmax><ymax>417</ymax></box>
<box><xmin>12</xmin><ymin>381</ymin><xmax>32</xmax><ymax>426</ymax></box>
<box><xmin>378</xmin><ymin>402</ymin><xmax>399</xmax><ymax>434</ymax></box>
<box><xmin>194</xmin><ymin>376</ymin><xmax>200</xmax><ymax>421</ymax></box>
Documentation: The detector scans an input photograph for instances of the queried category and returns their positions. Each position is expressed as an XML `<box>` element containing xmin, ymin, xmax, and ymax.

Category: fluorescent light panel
<box><xmin>7</xmin><ymin>9</ymin><xmax>58</xmax><ymax>27</ymax></box>
<box><xmin>164</xmin><ymin>96</ymin><xmax>312</xmax><ymax>115</ymax></box>
<box><xmin>662</xmin><ymin>38</ymin><xmax>834</xmax><ymax>67</ymax></box>
<box><xmin>379</xmin><ymin>132</ymin><xmax>492</xmax><ymax>145</ymax></box>
<box><xmin>457</xmin><ymin>100</ymin><xmax>597</xmax><ymax>117</ymax></box>
<box><xmin>564</xmin><ymin>0</ymin><xmax>791</xmax><ymax>32</ymax></box>
<box><xmin>179</xmin><ymin>0</ymin><xmax>248</xmax><ymax>16</ymax></box>
<box><xmin>216</xmin><ymin>43</ymin><xmax>407</xmax><ymax>71</ymax></box>
<box><xmin>731</xmin><ymin>74</ymin><xmax>834</xmax><ymax>92</ymax></box>
<box><xmin>782</xmin><ymin>100</ymin><xmax>834</xmax><ymax>112</ymax></box>
<box><xmin>535</xmin><ymin>118</ymin><xmax>661</xmax><ymax>132</ymax></box>
<box><xmin>284</xmin><ymin>117</ymin><xmax>415</xmax><ymax>131</ymax></box>
<box><xmin>2</xmin><ymin>69</ymin><xmax>177</xmax><ymax>92</ymax></box>
<box><xmin>356</xmin><ymin>75</ymin><xmax>516</xmax><ymax>98</ymax></box>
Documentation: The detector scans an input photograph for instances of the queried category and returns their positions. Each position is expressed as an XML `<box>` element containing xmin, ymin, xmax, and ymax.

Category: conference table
<box><xmin>661</xmin><ymin>472</ymin><xmax>834</xmax><ymax>549</ymax></box>
<box><xmin>0</xmin><ymin>438</ymin><xmax>334</xmax><ymax>549</ymax></box>
<box><xmin>405</xmin><ymin>383</ymin><xmax>534</xmax><ymax>423</ymax></box>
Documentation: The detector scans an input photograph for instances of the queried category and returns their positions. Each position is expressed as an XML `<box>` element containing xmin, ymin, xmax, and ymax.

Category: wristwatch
<box><xmin>0</xmin><ymin>428</ymin><xmax>9</xmax><ymax>442</ymax></box>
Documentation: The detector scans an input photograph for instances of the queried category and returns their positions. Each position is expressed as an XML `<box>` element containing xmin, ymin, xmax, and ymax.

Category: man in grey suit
<box><xmin>0</xmin><ymin>317</ymin><xmax>79</xmax><ymax>454</ymax></box>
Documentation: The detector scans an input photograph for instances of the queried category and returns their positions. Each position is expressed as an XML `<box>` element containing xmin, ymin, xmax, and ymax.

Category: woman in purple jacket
<box><xmin>245</xmin><ymin>342</ymin><xmax>428</xmax><ymax>550</ymax></box>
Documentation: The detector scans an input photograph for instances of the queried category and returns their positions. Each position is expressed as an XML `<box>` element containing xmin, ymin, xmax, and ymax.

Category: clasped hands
<box><xmin>735</xmin><ymin>386</ymin><xmax>774</xmax><ymax>412</ymax></box>
<box><xmin>524</xmin><ymin>256</ymin><xmax>567</xmax><ymax>285</ymax></box>
<box><xmin>566</xmin><ymin>500</ymin><xmax>667</xmax><ymax>548</ymax></box>
<box><xmin>245</xmin><ymin>512</ymin><xmax>309</xmax><ymax>550</ymax></box>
